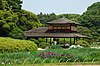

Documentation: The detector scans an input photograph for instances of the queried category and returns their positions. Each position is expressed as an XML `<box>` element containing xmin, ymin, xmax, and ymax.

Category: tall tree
<box><xmin>37</xmin><ymin>12</ymin><xmax>58</xmax><ymax>26</ymax></box>
<box><xmin>58</xmin><ymin>14</ymin><xmax>80</xmax><ymax>22</ymax></box>
<box><xmin>79</xmin><ymin>2</ymin><xmax>100</xmax><ymax>29</ymax></box>
<box><xmin>37</xmin><ymin>12</ymin><xmax>80</xmax><ymax>26</ymax></box>
<box><xmin>0</xmin><ymin>0</ymin><xmax>42</xmax><ymax>39</ymax></box>
<box><xmin>79</xmin><ymin>2</ymin><xmax>100</xmax><ymax>39</ymax></box>
<box><xmin>5</xmin><ymin>0</ymin><xmax>22</xmax><ymax>12</ymax></box>
<box><xmin>18</xmin><ymin>10</ymin><xmax>42</xmax><ymax>31</ymax></box>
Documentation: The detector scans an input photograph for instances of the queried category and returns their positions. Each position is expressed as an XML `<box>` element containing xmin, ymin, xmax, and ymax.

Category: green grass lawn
<box><xmin>1</xmin><ymin>62</ymin><xmax>100</xmax><ymax>66</ymax></box>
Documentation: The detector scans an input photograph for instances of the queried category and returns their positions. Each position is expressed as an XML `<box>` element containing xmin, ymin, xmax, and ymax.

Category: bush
<box><xmin>0</xmin><ymin>37</ymin><xmax>38</xmax><ymax>53</ymax></box>
<box><xmin>49</xmin><ymin>45</ymin><xmax>62</xmax><ymax>49</ymax></box>
<box><xmin>30</xmin><ymin>38</ymin><xmax>48</xmax><ymax>48</ymax></box>
<box><xmin>76</xmin><ymin>40</ymin><xmax>90</xmax><ymax>47</ymax></box>
<box><xmin>39</xmin><ymin>42</ymin><xmax>50</xmax><ymax>49</ymax></box>
<box><xmin>38</xmin><ymin>38</ymin><xmax>46</xmax><ymax>42</ymax></box>
<box><xmin>97</xmin><ymin>42</ymin><xmax>100</xmax><ymax>45</ymax></box>
<box><xmin>30</xmin><ymin>38</ymin><xmax>39</xmax><ymax>46</ymax></box>
<box><xmin>9</xmin><ymin>27</ymin><xmax>25</xmax><ymax>39</ymax></box>
<box><xmin>59</xmin><ymin>38</ymin><xmax>74</xmax><ymax>44</ymax></box>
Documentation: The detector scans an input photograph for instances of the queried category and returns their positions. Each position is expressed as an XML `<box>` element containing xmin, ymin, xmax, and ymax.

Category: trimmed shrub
<box><xmin>30</xmin><ymin>38</ymin><xmax>39</xmax><ymax>46</ymax></box>
<box><xmin>49</xmin><ymin>45</ymin><xmax>62</xmax><ymax>49</ymax></box>
<box><xmin>76</xmin><ymin>40</ymin><xmax>90</xmax><ymax>47</ymax></box>
<box><xmin>39</xmin><ymin>42</ymin><xmax>50</xmax><ymax>49</ymax></box>
<box><xmin>0</xmin><ymin>37</ymin><xmax>38</xmax><ymax>53</ymax></box>
<box><xmin>38</xmin><ymin>38</ymin><xmax>46</xmax><ymax>43</ymax></box>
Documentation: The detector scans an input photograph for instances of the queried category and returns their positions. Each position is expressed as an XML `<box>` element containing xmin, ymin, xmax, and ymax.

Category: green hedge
<box><xmin>0</xmin><ymin>37</ymin><xmax>38</xmax><ymax>53</ymax></box>
<box><xmin>39</xmin><ymin>42</ymin><xmax>50</xmax><ymax>49</ymax></box>
<box><xmin>76</xmin><ymin>40</ymin><xmax>90</xmax><ymax>47</ymax></box>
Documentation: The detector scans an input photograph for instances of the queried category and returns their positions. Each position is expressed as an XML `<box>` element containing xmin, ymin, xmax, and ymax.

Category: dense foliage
<box><xmin>79</xmin><ymin>2</ymin><xmax>100</xmax><ymax>40</ymax></box>
<box><xmin>49</xmin><ymin>45</ymin><xmax>62</xmax><ymax>49</ymax></box>
<box><xmin>0</xmin><ymin>37</ymin><xmax>38</xmax><ymax>52</ymax></box>
<box><xmin>37</xmin><ymin>12</ymin><xmax>80</xmax><ymax>26</ymax></box>
<box><xmin>0</xmin><ymin>0</ymin><xmax>42</xmax><ymax>39</ymax></box>
<box><xmin>76</xmin><ymin>40</ymin><xmax>90</xmax><ymax>47</ymax></box>
<box><xmin>30</xmin><ymin>38</ymin><xmax>50</xmax><ymax>49</ymax></box>
<box><xmin>37</xmin><ymin>12</ymin><xmax>59</xmax><ymax>26</ymax></box>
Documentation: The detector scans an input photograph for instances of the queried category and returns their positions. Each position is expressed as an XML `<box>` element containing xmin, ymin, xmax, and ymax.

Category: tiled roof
<box><xmin>25</xmin><ymin>27</ymin><xmax>48</xmax><ymax>33</ymax></box>
<box><xmin>47</xmin><ymin>17</ymin><xmax>79</xmax><ymax>24</ymax></box>
<box><xmin>24</xmin><ymin>27</ymin><xmax>87</xmax><ymax>38</ymax></box>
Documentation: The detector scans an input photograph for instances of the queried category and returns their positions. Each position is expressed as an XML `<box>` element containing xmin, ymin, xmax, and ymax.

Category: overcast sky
<box><xmin>22</xmin><ymin>0</ymin><xmax>100</xmax><ymax>15</ymax></box>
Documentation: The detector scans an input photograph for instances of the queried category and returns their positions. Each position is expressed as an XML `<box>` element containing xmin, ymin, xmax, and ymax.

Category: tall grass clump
<box><xmin>0</xmin><ymin>48</ymin><xmax>100</xmax><ymax>65</ymax></box>
<box><xmin>33</xmin><ymin>48</ymin><xmax>100</xmax><ymax>63</ymax></box>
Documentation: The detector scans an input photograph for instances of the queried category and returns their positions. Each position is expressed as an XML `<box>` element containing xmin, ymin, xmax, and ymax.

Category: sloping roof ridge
<box><xmin>52</xmin><ymin>17</ymin><xmax>67</xmax><ymax>22</ymax></box>
<box><xmin>38</xmin><ymin>27</ymin><xmax>47</xmax><ymax>29</ymax></box>
<box><xmin>25</xmin><ymin>27</ymin><xmax>48</xmax><ymax>33</ymax></box>
<box><xmin>47</xmin><ymin>17</ymin><xmax>79</xmax><ymax>24</ymax></box>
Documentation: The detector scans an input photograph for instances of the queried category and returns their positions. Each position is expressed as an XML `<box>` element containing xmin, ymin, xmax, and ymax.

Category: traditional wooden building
<box><xmin>24</xmin><ymin>17</ymin><xmax>87</xmax><ymax>45</ymax></box>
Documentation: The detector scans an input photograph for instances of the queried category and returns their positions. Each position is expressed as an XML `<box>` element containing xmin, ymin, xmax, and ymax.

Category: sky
<box><xmin>22</xmin><ymin>0</ymin><xmax>100</xmax><ymax>15</ymax></box>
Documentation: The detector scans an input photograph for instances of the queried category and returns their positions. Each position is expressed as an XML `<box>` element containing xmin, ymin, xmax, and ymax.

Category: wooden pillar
<box><xmin>53</xmin><ymin>38</ymin><xmax>55</xmax><ymax>41</ymax></box>
<box><xmin>76</xmin><ymin>38</ymin><xmax>78</xmax><ymax>42</ymax></box>
<box><xmin>58</xmin><ymin>38</ymin><xmax>59</xmax><ymax>44</ymax></box>
<box><xmin>50</xmin><ymin>38</ymin><xmax>52</xmax><ymax>45</ymax></box>
<box><xmin>70</xmin><ymin>38</ymin><xmax>72</xmax><ymax>45</ymax></box>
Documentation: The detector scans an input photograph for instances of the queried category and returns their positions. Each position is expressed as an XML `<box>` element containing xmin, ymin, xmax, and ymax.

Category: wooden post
<box><xmin>53</xmin><ymin>38</ymin><xmax>55</xmax><ymax>41</ymax></box>
<box><xmin>58</xmin><ymin>38</ymin><xmax>59</xmax><ymax>44</ymax></box>
<box><xmin>76</xmin><ymin>38</ymin><xmax>78</xmax><ymax>42</ymax></box>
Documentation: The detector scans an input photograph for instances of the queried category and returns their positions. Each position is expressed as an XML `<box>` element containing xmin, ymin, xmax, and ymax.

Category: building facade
<box><xmin>24</xmin><ymin>17</ymin><xmax>87</xmax><ymax>45</ymax></box>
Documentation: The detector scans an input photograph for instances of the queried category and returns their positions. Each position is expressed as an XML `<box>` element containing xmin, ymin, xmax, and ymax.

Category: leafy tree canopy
<box><xmin>0</xmin><ymin>0</ymin><xmax>42</xmax><ymax>39</ymax></box>
<box><xmin>79</xmin><ymin>2</ymin><xmax>100</xmax><ymax>29</ymax></box>
<box><xmin>79</xmin><ymin>2</ymin><xmax>100</xmax><ymax>40</ymax></box>
<box><xmin>37</xmin><ymin>12</ymin><xmax>80</xmax><ymax>26</ymax></box>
